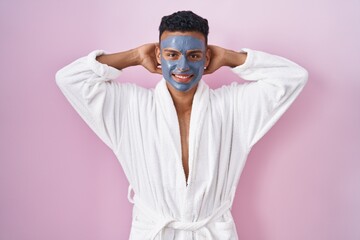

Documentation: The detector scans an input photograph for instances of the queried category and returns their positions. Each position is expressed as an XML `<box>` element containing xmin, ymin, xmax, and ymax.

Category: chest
<box><xmin>177</xmin><ymin>112</ymin><xmax>191</xmax><ymax>183</ymax></box>
<box><xmin>118</xmin><ymin>92</ymin><xmax>244</xmax><ymax>190</ymax></box>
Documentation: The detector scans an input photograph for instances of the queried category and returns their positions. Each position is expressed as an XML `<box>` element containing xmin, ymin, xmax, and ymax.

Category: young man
<box><xmin>56</xmin><ymin>11</ymin><xmax>308</xmax><ymax>240</ymax></box>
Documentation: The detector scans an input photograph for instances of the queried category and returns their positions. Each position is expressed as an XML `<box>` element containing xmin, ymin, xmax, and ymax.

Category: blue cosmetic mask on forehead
<box><xmin>160</xmin><ymin>36</ymin><xmax>206</xmax><ymax>92</ymax></box>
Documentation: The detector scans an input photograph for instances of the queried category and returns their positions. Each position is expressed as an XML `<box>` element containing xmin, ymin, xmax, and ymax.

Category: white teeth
<box><xmin>174</xmin><ymin>75</ymin><xmax>191</xmax><ymax>79</ymax></box>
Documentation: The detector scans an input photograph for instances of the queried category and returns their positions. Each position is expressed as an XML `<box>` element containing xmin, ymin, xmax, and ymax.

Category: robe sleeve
<box><xmin>231</xmin><ymin>48</ymin><xmax>309</xmax><ymax>149</ymax></box>
<box><xmin>55</xmin><ymin>50</ymin><xmax>134</xmax><ymax>152</ymax></box>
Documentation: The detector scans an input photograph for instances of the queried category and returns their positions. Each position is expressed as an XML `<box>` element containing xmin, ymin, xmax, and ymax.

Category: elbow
<box><xmin>295</xmin><ymin>66</ymin><xmax>309</xmax><ymax>87</ymax></box>
<box><xmin>55</xmin><ymin>70</ymin><xmax>61</xmax><ymax>85</ymax></box>
<box><xmin>55</xmin><ymin>68</ymin><xmax>67</xmax><ymax>88</ymax></box>
<box><xmin>301</xmin><ymin>67</ymin><xmax>309</xmax><ymax>84</ymax></box>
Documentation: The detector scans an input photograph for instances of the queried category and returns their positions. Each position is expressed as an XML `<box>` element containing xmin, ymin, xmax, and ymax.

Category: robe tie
<box><xmin>127</xmin><ymin>185</ymin><xmax>236</xmax><ymax>240</ymax></box>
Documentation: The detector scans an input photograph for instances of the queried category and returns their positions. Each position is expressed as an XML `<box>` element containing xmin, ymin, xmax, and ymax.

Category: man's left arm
<box><xmin>206</xmin><ymin>46</ymin><xmax>309</xmax><ymax>149</ymax></box>
<box><xmin>204</xmin><ymin>45</ymin><xmax>247</xmax><ymax>74</ymax></box>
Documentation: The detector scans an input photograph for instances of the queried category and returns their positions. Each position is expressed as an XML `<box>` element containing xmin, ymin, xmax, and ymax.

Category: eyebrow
<box><xmin>163</xmin><ymin>49</ymin><xmax>181</xmax><ymax>53</ymax></box>
<box><xmin>186</xmin><ymin>50</ymin><xmax>203</xmax><ymax>54</ymax></box>
<box><xmin>163</xmin><ymin>49</ymin><xmax>203</xmax><ymax>53</ymax></box>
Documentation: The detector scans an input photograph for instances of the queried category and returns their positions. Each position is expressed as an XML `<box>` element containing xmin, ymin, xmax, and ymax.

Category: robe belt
<box><xmin>128</xmin><ymin>185</ymin><xmax>235</xmax><ymax>240</ymax></box>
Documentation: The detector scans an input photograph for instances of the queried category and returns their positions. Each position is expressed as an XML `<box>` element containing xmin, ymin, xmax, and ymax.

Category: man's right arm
<box><xmin>95</xmin><ymin>48</ymin><xmax>139</xmax><ymax>70</ymax></box>
<box><xmin>55</xmin><ymin>44</ymin><xmax>160</xmax><ymax>152</ymax></box>
<box><xmin>96</xmin><ymin>43</ymin><xmax>162</xmax><ymax>74</ymax></box>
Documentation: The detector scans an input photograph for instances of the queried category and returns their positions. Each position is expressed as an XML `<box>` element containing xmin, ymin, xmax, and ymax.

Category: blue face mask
<box><xmin>160</xmin><ymin>36</ymin><xmax>206</xmax><ymax>92</ymax></box>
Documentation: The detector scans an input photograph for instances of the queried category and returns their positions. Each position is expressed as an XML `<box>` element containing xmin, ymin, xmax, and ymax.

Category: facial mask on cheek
<box><xmin>160</xmin><ymin>36</ymin><xmax>206</xmax><ymax>92</ymax></box>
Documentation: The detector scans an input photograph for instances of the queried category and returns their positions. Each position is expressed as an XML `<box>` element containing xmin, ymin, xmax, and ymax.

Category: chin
<box><xmin>167</xmin><ymin>78</ymin><xmax>199</xmax><ymax>93</ymax></box>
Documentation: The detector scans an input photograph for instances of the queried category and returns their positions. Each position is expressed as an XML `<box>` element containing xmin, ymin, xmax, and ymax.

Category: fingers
<box><xmin>153</xmin><ymin>63</ymin><xmax>162</xmax><ymax>74</ymax></box>
<box><xmin>154</xmin><ymin>67</ymin><xmax>162</xmax><ymax>74</ymax></box>
<box><xmin>203</xmin><ymin>62</ymin><xmax>217</xmax><ymax>74</ymax></box>
<box><xmin>203</xmin><ymin>68</ymin><xmax>214</xmax><ymax>75</ymax></box>
<box><xmin>148</xmin><ymin>66</ymin><xmax>162</xmax><ymax>75</ymax></box>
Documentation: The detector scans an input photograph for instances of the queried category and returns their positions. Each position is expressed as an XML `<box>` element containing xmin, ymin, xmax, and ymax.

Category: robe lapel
<box><xmin>155</xmin><ymin>78</ymin><xmax>182</xmax><ymax>161</ymax></box>
<box><xmin>186</xmin><ymin>80</ymin><xmax>209</xmax><ymax>186</ymax></box>
<box><xmin>154</xmin><ymin>78</ymin><xmax>210</xmax><ymax>188</ymax></box>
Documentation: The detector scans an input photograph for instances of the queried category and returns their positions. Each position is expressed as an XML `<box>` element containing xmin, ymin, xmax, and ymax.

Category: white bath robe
<box><xmin>55</xmin><ymin>48</ymin><xmax>308</xmax><ymax>240</ymax></box>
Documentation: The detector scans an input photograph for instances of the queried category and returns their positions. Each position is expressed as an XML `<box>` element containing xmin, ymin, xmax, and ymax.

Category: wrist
<box><xmin>128</xmin><ymin>48</ymin><xmax>141</xmax><ymax>67</ymax></box>
<box><xmin>224</xmin><ymin>49</ymin><xmax>247</xmax><ymax>68</ymax></box>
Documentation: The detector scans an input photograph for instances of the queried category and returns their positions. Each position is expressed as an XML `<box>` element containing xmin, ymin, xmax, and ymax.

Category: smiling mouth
<box><xmin>172</xmin><ymin>74</ymin><xmax>194</xmax><ymax>83</ymax></box>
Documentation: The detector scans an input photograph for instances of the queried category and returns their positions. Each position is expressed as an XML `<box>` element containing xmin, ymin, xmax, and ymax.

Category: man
<box><xmin>56</xmin><ymin>10</ymin><xmax>308</xmax><ymax>240</ymax></box>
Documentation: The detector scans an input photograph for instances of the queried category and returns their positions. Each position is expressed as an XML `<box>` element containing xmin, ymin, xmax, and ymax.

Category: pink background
<box><xmin>1</xmin><ymin>0</ymin><xmax>359</xmax><ymax>239</ymax></box>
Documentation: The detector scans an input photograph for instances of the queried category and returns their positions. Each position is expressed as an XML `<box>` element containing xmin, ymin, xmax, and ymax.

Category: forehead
<box><xmin>160</xmin><ymin>31</ymin><xmax>205</xmax><ymax>51</ymax></box>
<box><xmin>160</xmin><ymin>36</ymin><xmax>205</xmax><ymax>51</ymax></box>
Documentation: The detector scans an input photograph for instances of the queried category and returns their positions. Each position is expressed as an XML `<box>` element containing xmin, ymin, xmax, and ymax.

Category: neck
<box><xmin>166</xmin><ymin>82</ymin><xmax>198</xmax><ymax>114</ymax></box>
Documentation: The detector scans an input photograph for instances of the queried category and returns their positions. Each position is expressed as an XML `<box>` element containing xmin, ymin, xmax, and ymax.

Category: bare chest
<box><xmin>177</xmin><ymin>113</ymin><xmax>190</xmax><ymax>182</ymax></box>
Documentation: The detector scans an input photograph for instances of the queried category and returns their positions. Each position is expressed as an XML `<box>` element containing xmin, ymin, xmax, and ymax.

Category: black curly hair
<box><xmin>159</xmin><ymin>11</ymin><xmax>209</xmax><ymax>44</ymax></box>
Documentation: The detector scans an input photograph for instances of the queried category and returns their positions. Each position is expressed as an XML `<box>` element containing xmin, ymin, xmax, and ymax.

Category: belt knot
<box><xmin>128</xmin><ymin>185</ymin><xmax>236</xmax><ymax>240</ymax></box>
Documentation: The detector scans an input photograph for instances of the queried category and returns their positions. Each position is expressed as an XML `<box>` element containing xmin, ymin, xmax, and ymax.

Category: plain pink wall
<box><xmin>1</xmin><ymin>0</ymin><xmax>359</xmax><ymax>239</ymax></box>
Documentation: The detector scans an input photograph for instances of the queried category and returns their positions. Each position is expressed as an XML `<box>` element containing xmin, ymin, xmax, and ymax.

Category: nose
<box><xmin>177</xmin><ymin>55</ymin><xmax>189</xmax><ymax>72</ymax></box>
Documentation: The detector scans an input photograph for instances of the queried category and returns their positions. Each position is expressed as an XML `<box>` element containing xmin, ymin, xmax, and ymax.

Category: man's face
<box><xmin>157</xmin><ymin>31</ymin><xmax>209</xmax><ymax>92</ymax></box>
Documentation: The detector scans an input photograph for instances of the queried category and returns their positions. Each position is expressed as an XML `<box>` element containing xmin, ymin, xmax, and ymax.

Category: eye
<box><xmin>165</xmin><ymin>52</ymin><xmax>179</xmax><ymax>58</ymax></box>
<box><xmin>188</xmin><ymin>53</ymin><xmax>202</xmax><ymax>61</ymax></box>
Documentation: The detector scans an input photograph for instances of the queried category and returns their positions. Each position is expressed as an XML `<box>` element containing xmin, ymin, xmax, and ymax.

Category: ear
<box><xmin>205</xmin><ymin>47</ymin><xmax>211</xmax><ymax>68</ymax></box>
<box><xmin>155</xmin><ymin>43</ymin><xmax>161</xmax><ymax>65</ymax></box>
